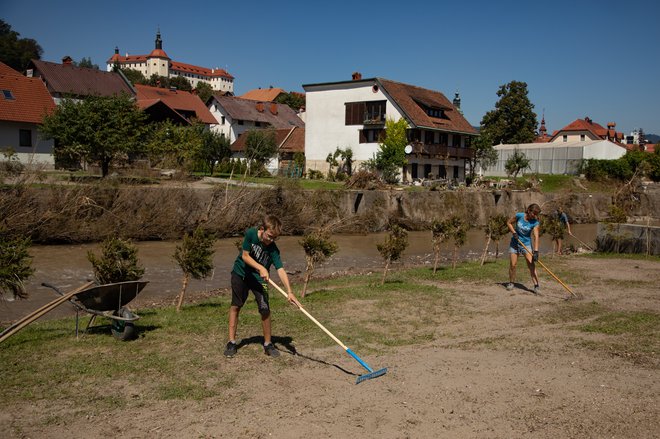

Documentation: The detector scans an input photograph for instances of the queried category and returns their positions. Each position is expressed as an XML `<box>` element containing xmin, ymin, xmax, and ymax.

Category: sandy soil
<box><xmin>2</xmin><ymin>257</ymin><xmax>659</xmax><ymax>438</ymax></box>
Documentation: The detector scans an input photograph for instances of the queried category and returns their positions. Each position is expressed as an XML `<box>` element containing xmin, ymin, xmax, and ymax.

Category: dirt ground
<box><xmin>2</xmin><ymin>256</ymin><xmax>659</xmax><ymax>438</ymax></box>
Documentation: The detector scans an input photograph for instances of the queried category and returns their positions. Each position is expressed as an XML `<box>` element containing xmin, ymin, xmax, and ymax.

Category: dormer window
<box><xmin>428</xmin><ymin>108</ymin><xmax>444</xmax><ymax>118</ymax></box>
<box><xmin>2</xmin><ymin>90</ymin><xmax>15</xmax><ymax>100</ymax></box>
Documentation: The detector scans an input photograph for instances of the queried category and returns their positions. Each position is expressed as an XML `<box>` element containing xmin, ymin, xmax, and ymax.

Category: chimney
<box><xmin>607</xmin><ymin>122</ymin><xmax>616</xmax><ymax>129</ymax></box>
<box><xmin>256</xmin><ymin>102</ymin><xmax>264</xmax><ymax>112</ymax></box>
<box><xmin>352</xmin><ymin>71</ymin><xmax>362</xmax><ymax>80</ymax></box>
<box><xmin>585</xmin><ymin>116</ymin><xmax>592</xmax><ymax>124</ymax></box>
<box><xmin>62</xmin><ymin>56</ymin><xmax>73</xmax><ymax>66</ymax></box>
<box><xmin>270</xmin><ymin>103</ymin><xmax>278</xmax><ymax>115</ymax></box>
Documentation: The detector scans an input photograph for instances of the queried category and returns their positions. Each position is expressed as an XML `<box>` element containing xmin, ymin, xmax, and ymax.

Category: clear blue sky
<box><xmin>3</xmin><ymin>0</ymin><xmax>659</xmax><ymax>136</ymax></box>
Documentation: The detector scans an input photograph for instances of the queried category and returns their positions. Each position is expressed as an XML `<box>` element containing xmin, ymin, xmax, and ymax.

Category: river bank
<box><xmin>2</xmin><ymin>180</ymin><xmax>659</xmax><ymax>244</ymax></box>
<box><xmin>0</xmin><ymin>226</ymin><xmax>599</xmax><ymax>324</ymax></box>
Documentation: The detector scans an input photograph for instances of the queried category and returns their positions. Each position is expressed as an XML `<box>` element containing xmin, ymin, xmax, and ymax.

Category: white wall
<box><xmin>0</xmin><ymin>122</ymin><xmax>55</xmax><ymax>167</ymax></box>
<box><xmin>488</xmin><ymin>140</ymin><xmax>626</xmax><ymax>177</ymax></box>
<box><xmin>304</xmin><ymin>80</ymin><xmax>404</xmax><ymax>173</ymax></box>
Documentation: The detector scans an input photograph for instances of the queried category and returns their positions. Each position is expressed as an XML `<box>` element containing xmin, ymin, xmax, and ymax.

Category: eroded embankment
<box><xmin>1</xmin><ymin>182</ymin><xmax>658</xmax><ymax>243</ymax></box>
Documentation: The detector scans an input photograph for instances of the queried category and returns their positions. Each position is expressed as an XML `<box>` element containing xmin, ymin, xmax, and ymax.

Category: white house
<box><xmin>489</xmin><ymin>139</ymin><xmax>627</xmax><ymax>177</ymax></box>
<box><xmin>0</xmin><ymin>61</ymin><xmax>56</xmax><ymax>167</ymax></box>
<box><xmin>302</xmin><ymin>73</ymin><xmax>478</xmax><ymax>181</ymax></box>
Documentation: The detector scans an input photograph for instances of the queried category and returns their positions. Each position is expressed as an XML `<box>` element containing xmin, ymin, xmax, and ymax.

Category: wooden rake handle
<box><xmin>0</xmin><ymin>281</ymin><xmax>95</xmax><ymax>344</ymax></box>
<box><xmin>267</xmin><ymin>278</ymin><xmax>349</xmax><ymax>351</ymax></box>
<box><xmin>515</xmin><ymin>237</ymin><xmax>579</xmax><ymax>299</ymax></box>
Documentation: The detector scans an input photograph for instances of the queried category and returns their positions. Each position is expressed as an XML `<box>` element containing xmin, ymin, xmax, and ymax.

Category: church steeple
<box><xmin>155</xmin><ymin>28</ymin><xmax>163</xmax><ymax>50</ymax></box>
<box><xmin>539</xmin><ymin>110</ymin><xmax>547</xmax><ymax>137</ymax></box>
<box><xmin>453</xmin><ymin>91</ymin><xmax>463</xmax><ymax>115</ymax></box>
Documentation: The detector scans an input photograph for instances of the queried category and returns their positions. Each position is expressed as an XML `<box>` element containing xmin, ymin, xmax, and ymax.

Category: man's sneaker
<box><xmin>533</xmin><ymin>285</ymin><xmax>541</xmax><ymax>295</ymax></box>
<box><xmin>264</xmin><ymin>343</ymin><xmax>280</xmax><ymax>358</ymax></box>
<box><xmin>223</xmin><ymin>341</ymin><xmax>237</xmax><ymax>358</ymax></box>
<box><xmin>505</xmin><ymin>283</ymin><xmax>514</xmax><ymax>291</ymax></box>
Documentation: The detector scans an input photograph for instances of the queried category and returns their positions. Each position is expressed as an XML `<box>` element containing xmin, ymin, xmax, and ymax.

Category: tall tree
<box><xmin>377</xmin><ymin>118</ymin><xmax>409</xmax><ymax>183</ymax></box>
<box><xmin>40</xmin><ymin>94</ymin><xmax>148</xmax><ymax>177</ymax></box>
<box><xmin>76</xmin><ymin>57</ymin><xmax>99</xmax><ymax>69</ymax></box>
<box><xmin>467</xmin><ymin>133</ymin><xmax>499</xmax><ymax>181</ymax></box>
<box><xmin>194</xmin><ymin>126</ymin><xmax>231</xmax><ymax>175</ymax></box>
<box><xmin>194</xmin><ymin>81</ymin><xmax>214</xmax><ymax>104</ymax></box>
<box><xmin>480</xmin><ymin>81</ymin><xmax>538</xmax><ymax>145</ymax></box>
<box><xmin>120</xmin><ymin>68</ymin><xmax>146</xmax><ymax>85</ymax></box>
<box><xmin>245</xmin><ymin>129</ymin><xmax>277</xmax><ymax>173</ymax></box>
<box><xmin>0</xmin><ymin>20</ymin><xmax>43</xmax><ymax>72</ymax></box>
<box><xmin>275</xmin><ymin>92</ymin><xmax>306</xmax><ymax>111</ymax></box>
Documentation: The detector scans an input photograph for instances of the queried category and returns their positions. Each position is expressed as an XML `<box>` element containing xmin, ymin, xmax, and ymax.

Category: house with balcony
<box><xmin>302</xmin><ymin>73</ymin><xmax>478</xmax><ymax>182</ymax></box>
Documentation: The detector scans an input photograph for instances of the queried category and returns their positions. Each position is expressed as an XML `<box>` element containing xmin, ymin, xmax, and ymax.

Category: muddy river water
<box><xmin>0</xmin><ymin>225</ymin><xmax>597</xmax><ymax>323</ymax></box>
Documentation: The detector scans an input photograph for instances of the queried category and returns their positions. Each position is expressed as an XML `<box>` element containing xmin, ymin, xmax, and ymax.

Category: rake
<box><xmin>569</xmin><ymin>232</ymin><xmax>594</xmax><ymax>252</ymax></box>
<box><xmin>515</xmin><ymin>237</ymin><xmax>580</xmax><ymax>300</ymax></box>
<box><xmin>268</xmin><ymin>278</ymin><xmax>387</xmax><ymax>384</ymax></box>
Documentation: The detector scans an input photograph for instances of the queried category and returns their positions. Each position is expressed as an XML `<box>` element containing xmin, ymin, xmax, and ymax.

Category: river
<box><xmin>0</xmin><ymin>225</ymin><xmax>598</xmax><ymax>323</ymax></box>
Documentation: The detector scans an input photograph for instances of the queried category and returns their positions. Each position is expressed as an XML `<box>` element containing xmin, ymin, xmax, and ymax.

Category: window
<box><xmin>563</xmin><ymin>135</ymin><xmax>568</xmax><ymax>142</ymax></box>
<box><xmin>345</xmin><ymin>100</ymin><xmax>386</xmax><ymax>125</ymax></box>
<box><xmin>580</xmin><ymin>134</ymin><xmax>585</xmax><ymax>141</ymax></box>
<box><xmin>438</xmin><ymin>133</ymin><xmax>448</xmax><ymax>145</ymax></box>
<box><xmin>2</xmin><ymin>89</ymin><xmax>14</xmax><ymax>100</ymax></box>
<box><xmin>428</xmin><ymin>108</ymin><xmax>444</xmax><ymax>118</ymax></box>
<box><xmin>221</xmin><ymin>116</ymin><xmax>225</xmax><ymax>125</ymax></box>
<box><xmin>452</xmin><ymin>134</ymin><xmax>461</xmax><ymax>147</ymax></box>
<box><xmin>237</xmin><ymin>120</ymin><xmax>244</xmax><ymax>125</ymax></box>
<box><xmin>19</xmin><ymin>129</ymin><xmax>32</xmax><ymax>147</ymax></box>
<box><xmin>359</xmin><ymin>128</ymin><xmax>384</xmax><ymax>143</ymax></box>
<box><xmin>424</xmin><ymin>131</ymin><xmax>435</xmax><ymax>145</ymax></box>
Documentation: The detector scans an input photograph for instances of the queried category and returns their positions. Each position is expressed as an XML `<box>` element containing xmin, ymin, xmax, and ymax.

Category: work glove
<box><xmin>532</xmin><ymin>251</ymin><xmax>539</xmax><ymax>262</ymax></box>
<box><xmin>512</xmin><ymin>232</ymin><xmax>519</xmax><ymax>242</ymax></box>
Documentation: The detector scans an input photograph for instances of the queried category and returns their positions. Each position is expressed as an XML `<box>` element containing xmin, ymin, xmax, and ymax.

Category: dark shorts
<box><xmin>231</xmin><ymin>271</ymin><xmax>270</xmax><ymax>315</ymax></box>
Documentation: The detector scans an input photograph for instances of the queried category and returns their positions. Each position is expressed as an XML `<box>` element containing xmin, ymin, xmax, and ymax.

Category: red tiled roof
<box><xmin>135</xmin><ymin>84</ymin><xmax>216</xmax><ymax>124</ymax></box>
<box><xmin>107</xmin><ymin>53</ymin><xmax>233</xmax><ymax>79</ymax></box>
<box><xmin>377</xmin><ymin>79</ymin><xmax>478</xmax><ymax>135</ymax></box>
<box><xmin>0</xmin><ymin>62</ymin><xmax>22</xmax><ymax>76</ymax></box>
<box><xmin>170</xmin><ymin>61</ymin><xmax>233</xmax><ymax>79</ymax></box>
<box><xmin>0</xmin><ymin>62</ymin><xmax>56</xmax><ymax>124</ymax></box>
<box><xmin>231</xmin><ymin>127</ymin><xmax>305</xmax><ymax>153</ymax></box>
<box><xmin>241</xmin><ymin>88</ymin><xmax>286</xmax><ymax>102</ymax></box>
<box><xmin>212</xmin><ymin>95</ymin><xmax>304</xmax><ymax>128</ymax></box>
<box><xmin>29</xmin><ymin>59</ymin><xmax>134</xmax><ymax>97</ymax></box>
<box><xmin>551</xmin><ymin>117</ymin><xmax>624</xmax><ymax>142</ymax></box>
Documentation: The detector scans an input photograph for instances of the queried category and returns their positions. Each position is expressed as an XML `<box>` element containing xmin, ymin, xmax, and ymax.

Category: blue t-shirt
<box><xmin>232</xmin><ymin>227</ymin><xmax>283</xmax><ymax>283</ymax></box>
<box><xmin>511</xmin><ymin>212</ymin><xmax>539</xmax><ymax>250</ymax></box>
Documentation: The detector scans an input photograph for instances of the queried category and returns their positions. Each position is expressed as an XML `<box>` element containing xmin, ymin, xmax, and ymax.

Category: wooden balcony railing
<box><xmin>409</xmin><ymin>143</ymin><xmax>475</xmax><ymax>159</ymax></box>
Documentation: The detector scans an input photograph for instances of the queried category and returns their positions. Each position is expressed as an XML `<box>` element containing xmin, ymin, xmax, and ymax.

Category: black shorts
<box><xmin>231</xmin><ymin>271</ymin><xmax>270</xmax><ymax>315</ymax></box>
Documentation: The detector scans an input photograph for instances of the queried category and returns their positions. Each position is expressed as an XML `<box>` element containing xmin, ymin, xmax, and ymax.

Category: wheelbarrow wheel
<box><xmin>111</xmin><ymin>307</ymin><xmax>138</xmax><ymax>341</ymax></box>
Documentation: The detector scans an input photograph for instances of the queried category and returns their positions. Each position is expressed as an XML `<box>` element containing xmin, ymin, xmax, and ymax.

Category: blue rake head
<box><xmin>356</xmin><ymin>367</ymin><xmax>388</xmax><ymax>384</ymax></box>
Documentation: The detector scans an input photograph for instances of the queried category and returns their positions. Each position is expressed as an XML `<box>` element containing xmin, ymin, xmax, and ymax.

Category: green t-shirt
<box><xmin>232</xmin><ymin>227</ymin><xmax>283</xmax><ymax>283</ymax></box>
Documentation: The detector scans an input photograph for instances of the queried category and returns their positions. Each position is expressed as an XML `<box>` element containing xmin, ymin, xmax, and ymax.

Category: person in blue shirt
<box><xmin>506</xmin><ymin>203</ymin><xmax>541</xmax><ymax>294</ymax></box>
<box><xmin>224</xmin><ymin>215</ymin><xmax>300</xmax><ymax>358</ymax></box>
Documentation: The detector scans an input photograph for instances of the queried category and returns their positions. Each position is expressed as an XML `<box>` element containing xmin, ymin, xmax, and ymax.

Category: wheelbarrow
<box><xmin>42</xmin><ymin>281</ymin><xmax>149</xmax><ymax>340</ymax></box>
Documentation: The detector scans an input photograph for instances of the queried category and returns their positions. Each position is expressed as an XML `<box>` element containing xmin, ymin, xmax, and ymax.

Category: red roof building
<box><xmin>0</xmin><ymin>61</ymin><xmax>56</xmax><ymax>166</ymax></box>
<box><xmin>107</xmin><ymin>31</ymin><xmax>234</xmax><ymax>95</ymax></box>
<box><xmin>135</xmin><ymin>84</ymin><xmax>216</xmax><ymax>125</ymax></box>
<box><xmin>548</xmin><ymin>116</ymin><xmax>625</xmax><ymax>144</ymax></box>
<box><xmin>27</xmin><ymin>58</ymin><xmax>134</xmax><ymax>101</ymax></box>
